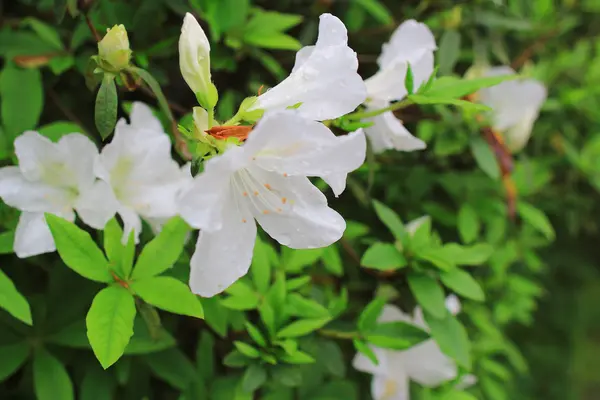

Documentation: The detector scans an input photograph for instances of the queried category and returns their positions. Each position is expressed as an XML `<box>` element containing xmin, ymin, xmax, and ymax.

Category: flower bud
<box><xmin>98</xmin><ymin>24</ymin><xmax>131</xmax><ymax>71</ymax></box>
<box><xmin>179</xmin><ymin>13</ymin><xmax>217</xmax><ymax>110</ymax></box>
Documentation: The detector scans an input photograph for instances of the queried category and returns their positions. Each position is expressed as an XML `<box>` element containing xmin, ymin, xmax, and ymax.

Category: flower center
<box><xmin>231</xmin><ymin>168</ymin><xmax>291</xmax><ymax>222</ymax></box>
<box><xmin>206</xmin><ymin>125</ymin><xmax>253</xmax><ymax>141</ymax></box>
<box><xmin>382</xmin><ymin>378</ymin><xmax>399</xmax><ymax>399</ymax></box>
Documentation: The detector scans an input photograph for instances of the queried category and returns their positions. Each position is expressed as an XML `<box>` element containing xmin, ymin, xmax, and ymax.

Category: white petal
<box><xmin>378</xmin><ymin>20</ymin><xmax>437</xmax><ymax>70</ymax></box>
<box><xmin>403</xmin><ymin>340</ymin><xmax>457</xmax><ymax>387</ymax></box>
<box><xmin>0</xmin><ymin>166</ymin><xmax>75</xmax><ymax>213</ymax></box>
<box><xmin>128</xmin><ymin>102</ymin><xmax>164</xmax><ymax>134</ymax></box>
<box><xmin>178</xmin><ymin>146</ymin><xmax>244</xmax><ymax>231</ymax></box>
<box><xmin>189</xmin><ymin>196</ymin><xmax>256</xmax><ymax>297</ymax></box>
<box><xmin>456</xmin><ymin>374</ymin><xmax>477</xmax><ymax>389</ymax></box>
<box><xmin>56</xmin><ymin>133</ymin><xmax>99</xmax><ymax>192</ymax></box>
<box><xmin>244</xmin><ymin>111</ymin><xmax>366</xmax><ymax>195</ymax></box>
<box><xmin>14</xmin><ymin>131</ymin><xmax>57</xmax><ymax>181</ymax></box>
<box><xmin>445</xmin><ymin>294</ymin><xmax>461</xmax><ymax>315</ymax></box>
<box><xmin>379</xmin><ymin>304</ymin><xmax>414</xmax><ymax>324</ymax></box>
<box><xmin>364</xmin><ymin>106</ymin><xmax>426</xmax><ymax>154</ymax></box>
<box><xmin>118</xmin><ymin>206</ymin><xmax>142</xmax><ymax>244</ymax></box>
<box><xmin>74</xmin><ymin>180</ymin><xmax>119</xmax><ymax>229</ymax></box>
<box><xmin>352</xmin><ymin>346</ymin><xmax>391</xmax><ymax>376</ymax></box>
<box><xmin>179</xmin><ymin>13</ymin><xmax>211</xmax><ymax>96</ymax></box>
<box><xmin>291</xmin><ymin>46</ymin><xmax>315</xmax><ymax>72</ymax></box>
<box><xmin>251</xmin><ymin>14</ymin><xmax>366</xmax><ymax>120</ymax></box>
<box><xmin>371</xmin><ymin>374</ymin><xmax>410</xmax><ymax>400</ymax></box>
<box><xmin>254</xmin><ymin>173</ymin><xmax>345</xmax><ymax>248</ymax></box>
<box><xmin>14</xmin><ymin>212</ymin><xmax>56</xmax><ymax>258</ymax></box>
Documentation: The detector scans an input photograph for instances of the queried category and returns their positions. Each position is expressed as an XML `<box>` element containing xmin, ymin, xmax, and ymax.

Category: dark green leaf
<box><xmin>33</xmin><ymin>348</ymin><xmax>74</xmax><ymax>400</ymax></box>
<box><xmin>358</xmin><ymin>296</ymin><xmax>386</xmax><ymax>332</ymax></box>
<box><xmin>424</xmin><ymin>311</ymin><xmax>471</xmax><ymax>369</ymax></box>
<box><xmin>470</xmin><ymin>136</ymin><xmax>501</xmax><ymax>180</ymax></box>
<box><xmin>0</xmin><ymin>342</ymin><xmax>29</xmax><ymax>380</ymax></box>
<box><xmin>241</xmin><ymin>364</ymin><xmax>267</xmax><ymax>393</ymax></box>
<box><xmin>0</xmin><ymin>269</ymin><xmax>32</xmax><ymax>325</ymax></box>
<box><xmin>458</xmin><ymin>204</ymin><xmax>480</xmax><ymax>244</ymax></box>
<box><xmin>144</xmin><ymin>349</ymin><xmax>197</xmax><ymax>390</ymax></box>
<box><xmin>438</xmin><ymin>30</ymin><xmax>461</xmax><ymax>76</ymax></box>
<box><xmin>408</xmin><ymin>272</ymin><xmax>447</xmax><ymax>319</ymax></box>
<box><xmin>0</xmin><ymin>65</ymin><xmax>43</xmax><ymax>139</ymax></box>
<box><xmin>518</xmin><ymin>202</ymin><xmax>555</xmax><ymax>240</ymax></box>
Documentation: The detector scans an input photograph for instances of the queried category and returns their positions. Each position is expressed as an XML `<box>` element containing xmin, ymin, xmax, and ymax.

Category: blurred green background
<box><xmin>2</xmin><ymin>0</ymin><xmax>600</xmax><ymax>399</ymax></box>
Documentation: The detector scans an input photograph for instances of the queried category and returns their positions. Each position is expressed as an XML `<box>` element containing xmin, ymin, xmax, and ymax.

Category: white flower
<box><xmin>353</xmin><ymin>296</ymin><xmax>476</xmax><ymax>400</ymax></box>
<box><xmin>363</xmin><ymin>20</ymin><xmax>437</xmax><ymax>153</ymax></box>
<box><xmin>249</xmin><ymin>13</ymin><xmax>366</xmax><ymax>121</ymax></box>
<box><xmin>178</xmin><ymin>110</ymin><xmax>366</xmax><ymax>297</ymax></box>
<box><xmin>95</xmin><ymin>102</ymin><xmax>188</xmax><ymax>243</ymax></box>
<box><xmin>179</xmin><ymin>13</ymin><xmax>216</xmax><ymax>108</ymax></box>
<box><xmin>478</xmin><ymin>66</ymin><xmax>547</xmax><ymax>153</ymax></box>
<box><xmin>0</xmin><ymin>132</ymin><xmax>117</xmax><ymax>257</ymax></box>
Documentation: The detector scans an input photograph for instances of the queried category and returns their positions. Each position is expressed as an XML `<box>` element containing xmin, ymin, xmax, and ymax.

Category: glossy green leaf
<box><xmin>131</xmin><ymin>277</ymin><xmax>203</xmax><ymax>318</ymax></box>
<box><xmin>95</xmin><ymin>73</ymin><xmax>118</xmax><ymax>139</ymax></box>
<box><xmin>361</xmin><ymin>243</ymin><xmax>407</xmax><ymax>270</ymax></box>
<box><xmin>0</xmin><ymin>65</ymin><xmax>43</xmax><ymax>139</ymax></box>
<box><xmin>0</xmin><ymin>269</ymin><xmax>32</xmax><ymax>325</ymax></box>
<box><xmin>408</xmin><ymin>272</ymin><xmax>447</xmax><ymax>319</ymax></box>
<box><xmin>441</xmin><ymin>269</ymin><xmax>485</xmax><ymax>301</ymax></box>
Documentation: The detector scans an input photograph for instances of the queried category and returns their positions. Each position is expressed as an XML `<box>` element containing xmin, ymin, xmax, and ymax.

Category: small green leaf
<box><xmin>0</xmin><ymin>269</ymin><xmax>32</xmax><ymax>325</ymax></box>
<box><xmin>353</xmin><ymin>339</ymin><xmax>379</xmax><ymax>365</ymax></box>
<box><xmin>144</xmin><ymin>349</ymin><xmax>197</xmax><ymax>390</ymax></box>
<box><xmin>322</xmin><ymin>245</ymin><xmax>344</xmax><ymax>276</ymax></box>
<box><xmin>0</xmin><ymin>342</ymin><xmax>29</xmax><ymax>380</ymax></box>
<box><xmin>95</xmin><ymin>73</ymin><xmax>118</xmax><ymax>139</ymax></box>
<box><xmin>458</xmin><ymin>204</ymin><xmax>480</xmax><ymax>244</ymax></box>
<box><xmin>361</xmin><ymin>243</ymin><xmax>407</xmax><ymax>271</ymax></box>
<box><xmin>441</xmin><ymin>269</ymin><xmax>485</xmax><ymax>301</ymax></box>
<box><xmin>131</xmin><ymin>277</ymin><xmax>203</xmax><ymax>318</ymax></box>
<box><xmin>365</xmin><ymin>321</ymin><xmax>430</xmax><ymax>350</ymax></box>
<box><xmin>131</xmin><ymin>217</ymin><xmax>189</xmax><ymax>280</ymax></box>
<box><xmin>320</xmin><ymin>341</ymin><xmax>345</xmax><ymax>377</ymax></box>
<box><xmin>38</xmin><ymin>121</ymin><xmax>84</xmax><ymax>142</ymax></box>
<box><xmin>470</xmin><ymin>136</ymin><xmax>501</xmax><ymax>180</ymax></box>
<box><xmin>424</xmin><ymin>311</ymin><xmax>471</xmax><ymax>369</ymax></box>
<box><xmin>518</xmin><ymin>202</ymin><xmax>555</xmax><ymax>240</ymax></box>
<box><xmin>244</xmin><ymin>32</ymin><xmax>302</xmax><ymax>50</ymax></box>
<box><xmin>86</xmin><ymin>286</ymin><xmax>136</xmax><ymax>369</ymax></box>
<box><xmin>245</xmin><ymin>322</ymin><xmax>267</xmax><ymax>347</ymax></box>
<box><xmin>45</xmin><ymin>214</ymin><xmax>112</xmax><ymax>283</ymax></box>
<box><xmin>22</xmin><ymin>18</ymin><xmax>64</xmax><ymax>50</ymax></box>
<box><xmin>251</xmin><ymin>237</ymin><xmax>273</xmax><ymax>293</ymax></box>
<box><xmin>33</xmin><ymin>348</ymin><xmax>74</xmax><ymax>400</ymax></box>
<box><xmin>242</xmin><ymin>364</ymin><xmax>267</xmax><ymax>393</ymax></box>
<box><xmin>438</xmin><ymin>30</ymin><xmax>461</xmax><ymax>76</ymax></box>
<box><xmin>286</xmin><ymin>293</ymin><xmax>330</xmax><ymax>319</ymax></box>
<box><xmin>234</xmin><ymin>341</ymin><xmax>260</xmax><ymax>358</ymax></box>
<box><xmin>372</xmin><ymin>200</ymin><xmax>406</xmax><ymax>240</ymax></box>
<box><xmin>409</xmin><ymin>94</ymin><xmax>491</xmax><ymax>112</ymax></box>
<box><xmin>0</xmin><ymin>231</ymin><xmax>14</xmax><ymax>254</ymax></box>
<box><xmin>355</xmin><ymin>0</ymin><xmax>393</xmax><ymax>24</ymax></box>
<box><xmin>80</xmin><ymin>364</ymin><xmax>115</xmax><ymax>400</ymax></box>
<box><xmin>276</xmin><ymin>318</ymin><xmax>331</xmax><ymax>338</ymax></box>
<box><xmin>444</xmin><ymin>243</ymin><xmax>494</xmax><ymax>266</ymax></box>
<box><xmin>426</xmin><ymin>75</ymin><xmax>518</xmax><ymax>99</ymax></box>
<box><xmin>0</xmin><ymin>65</ymin><xmax>43</xmax><ymax>139</ymax></box>
<box><xmin>283</xmin><ymin>248</ymin><xmax>324</xmax><ymax>273</ymax></box>
<box><xmin>358</xmin><ymin>297</ymin><xmax>386</xmax><ymax>332</ymax></box>
<box><xmin>131</xmin><ymin>67</ymin><xmax>174</xmax><ymax>122</ymax></box>
<box><xmin>408</xmin><ymin>272</ymin><xmax>447</xmax><ymax>319</ymax></box>
<box><xmin>405</xmin><ymin>62</ymin><xmax>415</xmax><ymax>94</ymax></box>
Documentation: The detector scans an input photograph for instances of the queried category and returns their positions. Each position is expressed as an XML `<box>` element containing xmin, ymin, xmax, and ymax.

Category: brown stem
<box><xmin>85</xmin><ymin>13</ymin><xmax>101</xmax><ymax>42</ymax></box>
<box><xmin>511</xmin><ymin>28</ymin><xmax>559</xmax><ymax>70</ymax></box>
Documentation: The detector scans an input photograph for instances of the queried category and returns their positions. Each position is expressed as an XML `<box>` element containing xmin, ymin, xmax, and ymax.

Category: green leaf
<box><xmin>144</xmin><ymin>349</ymin><xmax>197</xmax><ymax>390</ymax></box>
<box><xmin>33</xmin><ymin>348</ymin><xmax>74</xmax><ymax>400</ymax></box>
<box><xmin>234</xmin><ymin>341</ymin><xmax>260</xmax><ymax>358</ymax></box>
<box><xmin>22</xmin><ymin>18</ymin><xmax>64</xmax><ymax>50</ymax></box>
<box><xmin>320</xmin><ymin>341</ymin><xmax>345</xmax><ymax>377</ymax></box>
<box><xmin>0</xmin><ymin>342</ymin><xmax>29</xmax><ymax>380</ymax></box>
<box><xmin>518</xmin><ymin>202</ymin><xmax>555</xmax><ymax>240</ymax></box>
<box><xmin>414</xmin><ymin>246</ymin><xmax>455</xmax><ymax>270</ymax></box>
<box><xmin>444</xmin><ymin>243</ymin><xmax>494</xmax><ymax>266</ymax></box>
<box><xmin>405</xmin><ymin>62</ymin><xmax>415</xmax><ymax>94</ymax></box>
<box><xmin>424</xmin><ymin>311</ymin><xmax>471</xmax><ymax>369</ymax></box>
<box><xmin>440</xmin><ymin>391</ymin><xmax>478</xmax><ymax>400</ymax></box>
<box><xmin>272</xmin><ymin>365</ymin><xmax>302</xmax><ymax>387</ymax></box>
<box><xmin>441</xmin><ymin>269</ymin><xmax>485</xmax><ymax>301</ymax></box>
<box><xmin>372</xmin><ymin>200</ymin><xmax>406</xmax><ymax>240</ymax></box>
<box><xmin>131</xmin><ymin>67</ymin><xmax>174</xmax><ymax>122</ymax></box>
<box><xmin>95</xmin><ymin>73</ymin><xmax>118</xmax><ymax>139</ymax></box>
<box><xmin>283</xmin><ymin>248</ymin><xmax>323</xmax><ymax>273</ymax></box>
<box><xmin>251</xmin><ymin>237</ymin><xmax>273</xmax><ymax>293</ymax></box>
<box><xmin>86</xmin><ymin>286</ymin><xmax>136</xmax><ymax>369</ymax></box>
<box><xmin>322</xmin><ymin>245</ymin><xmax>344</xmax><ymax>276</ymax></box>
<box><xmin>243</xmin><ymin>32</ymin><xmax>302</xmax><ymax>51</ymax></box>
<box><xmin>286</xmin><ymin>293</ymin><xmax>330</xmax><ymax>319</ymax></box>
<box><xmin>103</xmin><ymin>218</ymin><xmax>123</xmax><ymax>263</ymax></box>
<box><xmin>242</xmin><ymin>364</ymin><xmax>267</xmax><ymax>393</ymax></box>
<box><xmin>0</xmin><ymin>65</ymin><xmax>43</xmax><ymax>139</ymax></box>
<box><xmin>458</xmin><ymin>204</ymin><xmax>480</xmax><ymax>244</ymax></box>
<box><xmin>245</xmin><ymin>322</ymin><xmax>267</xmax><ymax>347</ymax></box>
<box><xmin>131</xmin><ymin>217</ymin><xmax>189</xmax><ymax>279</ymax></box>
<box><xmin>355</xmin><ymin>0</ymin><xmax>393</xmax><ymax>24</ymax></box>
<box><xmin>244</xmin><ymin>10</ymin><xmax>303</xmax><ymax>33</ymax></box>
<box><xmin>80</xmin><ymin>365</ymin><xmax>115</xmax><ymax>400</ymax></box>
<box><xmin>425</xmin><ymin>75</ymin><xmax>518</xmax><ymax>99</ymax></box>
<box><xmin>276</xmin><ymin>318</ymin><xmax>331</xmax><ymax>338</ymax></box>
<box><xmin>365</xmin><ymin>321</ymin><xmax>430</xmax><ymax>350</ymax></box>
<box><xmin>408</xmin><ymin>273</ymin><xmax>447</xmax><ymax>319</ymax></box>
<box><xmin>0</xmin><ymin>231</ymin><xmax>14</xmax><ymax>254</ymax></box>
<box><xmin>353</xmin><ymin>339</ymin><xmax>379</xmax><ymax>365</ymax></box>
<box><xmin>45</xmin><ymin>214</ymin><xmax>112</xmax><ymax>283</ymax></box>
<box><xmin>38</xmin><ymin>121</ymin><xmax>84</xmax><ymax>142</ymax></box>
<box><xmin>409</xmin><ymin>94</ymin><xmax>491</xmax><ymax>112</ymax></box>
<box><xmin>470</xmin><ymin>136</ymin><xmax>501</xmax><ymax>180</ymax></box>
<box><xmin>0</xmin><ymin>269</ymin><xmax>32</xmax><ymax>325</ymax></box>
<box><xmin>131</xmin><ymin>277</ymin><xmax>203</xmax><ymax>318</ymax></box>
<box><xmin>361</xmin><ymin>243</ymin><xmax>407</xmax><ymax>271</ymax></box>
<box><xmin>438</xmin><ymin>30</ymin><xmax>461</xmax><ymax>76</ymax></box>
<box><xmin>358</xmin><ymin>296</ymin><xmax>386</xmax><ymax>332</ymax></box>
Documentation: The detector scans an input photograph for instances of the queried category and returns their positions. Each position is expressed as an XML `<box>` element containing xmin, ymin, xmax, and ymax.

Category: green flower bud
<box><xmin>98</xmin><ymin>24</ymin><xmax>132</xmax><ymax>71</ymax></box>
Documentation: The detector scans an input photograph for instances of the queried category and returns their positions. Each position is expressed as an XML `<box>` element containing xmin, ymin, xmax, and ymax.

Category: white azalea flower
<box><xmin>353</xmin><ymin>296</ymin><xmax>476</xmax><ymax>400</ymax></box>
<box><xmin>0</xmin><ymin>132</ymin><xmax>116</xmax><ymax>257</ymax></box>
<box><xmin>249</xmin><ymin>13</ymin><xmax>366</xmax><ymax>121</ymax></box>
<box><xmin>178</xmin><ymin>110</ymin><xmax>366</xmax><ymax>297</ymax></box>
<box><xmin>95</xmin><ymin>102</ymin><xmax>188</xmax><ymax>243</ymax></box>
<box><xmin>363</xmin><ymin>20</ymin><xmax>437</xmax><ymax>153</ymax></box>
<box><xmin>478</xmin><ymin>66</ymin><xmax>547</xmax><ymax>153</ymax></box>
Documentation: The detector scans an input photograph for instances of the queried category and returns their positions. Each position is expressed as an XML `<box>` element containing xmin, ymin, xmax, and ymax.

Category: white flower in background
<box><xmin>249</xmin><ymin>13</ymin><xmax>367</xmax><ymax>121</ymax></box>
<box><xmin>477</xmin><ymin>66</ymin><xmax>547</xmax><ymax>153</ymax></box>
<box><xmin>363</xmin><ymin>20</ymin><xmax>437</xmax><ymax>153</ymax></box>
<box><xmin>178</xmin><ymin>110</ymin><xmax>366</xmax><ymax>297</ymax></box>
<box><xmin>0</xmin><ymin>132</ymin><xmax>117</xmax><ymax>257</ymax></box>
<box><xmin>179</xmin><ymin>13</ymin><xmax>216</xmax><ymax>109</ymax></box>
<box><xmin>95</xmin><ymin>102</ymin><xmax>189</xmax><ymax>243</ymax></box>
<box><xmin>353</xmin><ymin>296</ymin><xmax>476</xmax><ymax>400</ymax></box>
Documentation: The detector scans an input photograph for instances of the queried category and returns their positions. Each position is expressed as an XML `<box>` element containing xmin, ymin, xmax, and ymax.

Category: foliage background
<box><xmin>1</xmin><ymin>0</ymin><xmax>600</xmax><ymax>399</ymax></box>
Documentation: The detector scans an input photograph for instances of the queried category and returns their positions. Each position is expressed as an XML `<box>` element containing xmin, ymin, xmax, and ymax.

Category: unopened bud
<box><xmin>98</xmin><ymin>24</ymin><xmax>131</xmax><ymax>71</ymax></box>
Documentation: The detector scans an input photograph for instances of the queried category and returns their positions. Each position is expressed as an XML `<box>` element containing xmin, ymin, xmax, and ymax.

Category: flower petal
<box><xmin>244</xmin><ymin>111</ymin><xmax>366</xmax><ymax>195</ymax></box>
<box><xmin>291</xmin><ymin>46</ymin><xmax>315</xmax><ymax>72</ymax></box>
<box><xmin>189</xmin><ymin>196</ymin><xmax>256</xmax><ymax>297</ymax></box>
<box><xmin>178</xmin><ymin>146</ymin><xmax>244</xmax><ymax>231</ymax></box>
<box><xmin>352</xmin><ymin>346</ymin><xmax>392</xmax><ymax>376</ymax></box>
<box><xmin>377</xmin><ymin>20</ymin><xmax>437</xmax><ymax>70</ymax></box>
<box><xmin>252</xmin><ymin>172</ymin><xmax>346</xmax><ymax>248</ymax></box>
<box><xmin>179</xmin><ymin>12</ymin><xmax>212</xmax><ymax>96</ymax></box>
<box><xmin>74</xmin><ymin>180</ymin><xmax>119</xmax><ymax>229</ymax></box>
<box><xmin>364</xmin><ymin>106</ymin><xmax>426</xmax><ymax>154</ymax></box>
<box><xmin>371</xmin><ymin>374</ymin><xmax>409</xmax><ymax>400</ymax></box>
<box><xmin>56</xmin><ymin>133</ymin><xmax>99</xmax><ymax>192</ymax></box>
<box><xmin>13</xmin><ymin>131</ymin><xmax>57</xmax><ymax>181</ymax></box>
<box><xmin>128</xmin><ymin>102</ymin><xmax>164</xmax><ymax>134</ymax></box>
<box><xmin>251</xmin><ymin>14</ymin><xmax>366</xmax><ymax>121</ymax></box>
<box><xmin>14</xmin><ymin>212</ymin><xmax>56</xmax><ymax>258</ymax></box>
<box><xmin>445</xmin><ymin>294</ymin><xmax>461</xmax><ymax>315</ymax></box>
<box><xmin>403</xmin><ymin>340</ymin><xmax>458</xmax><ymax>387</ymax></box>
<box><xmin>118</xmin><ymin>205</ymin><xmax>142</xmax><ymax>244</ymax></box>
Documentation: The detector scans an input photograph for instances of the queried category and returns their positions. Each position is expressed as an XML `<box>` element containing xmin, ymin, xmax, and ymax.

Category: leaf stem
<box><xmin>318</xmin><ymin>329</ymin><xmax>360</xmax><ymax>340</ymax></box>
<box><xmin>345</xmin><ymin>98</ymin><xmax>414</xmax><ymax>121</ymax></box>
